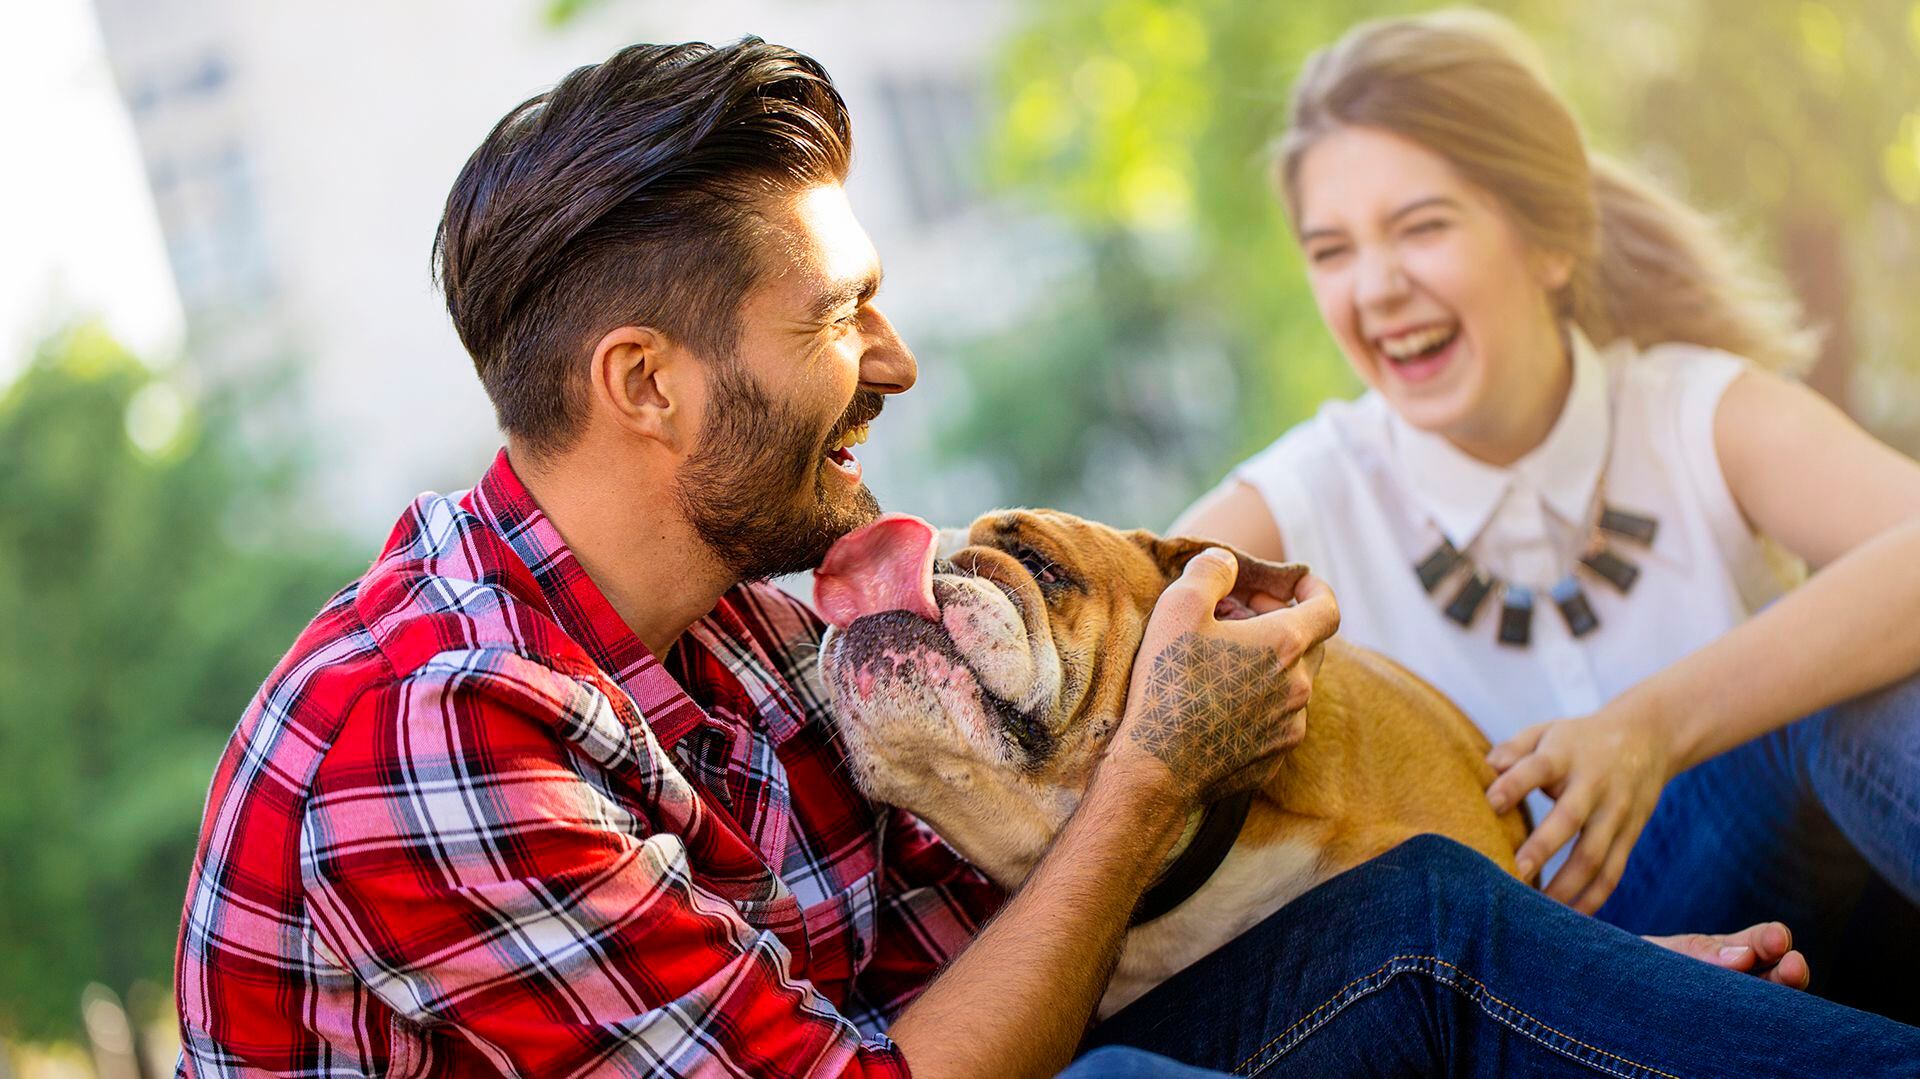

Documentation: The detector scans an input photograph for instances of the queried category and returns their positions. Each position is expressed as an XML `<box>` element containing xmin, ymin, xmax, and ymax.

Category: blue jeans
<box><xmin>1077</xmin><ymin>835</ymin><xmax>1920</xmax><ymax>1077</ymax></box>
<box><xmin>1597</xmin><ymin>671</ymin><xmax>1920</xmax><ymax>1021</ymax></box>
<box><xmin>1061</xmin><ymin>1047</ymin><xmax>1229</xmax><ymax>1078</ymax></box>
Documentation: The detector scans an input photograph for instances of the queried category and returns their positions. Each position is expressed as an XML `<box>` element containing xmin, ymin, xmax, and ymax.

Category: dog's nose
<box><xmin>814</xmin><ymin>513</ymin><xmax>942</xmax><ymax>629</ymax></box>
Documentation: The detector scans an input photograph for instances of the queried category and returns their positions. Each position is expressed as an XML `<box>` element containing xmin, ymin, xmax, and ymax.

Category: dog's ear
<box><xmin>1136</xmin><ymin>534</ymin><xmax>1311</xmax><ymax>620</ymax></box>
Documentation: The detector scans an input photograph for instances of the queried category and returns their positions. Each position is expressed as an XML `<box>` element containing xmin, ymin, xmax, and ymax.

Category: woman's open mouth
<box><xmin>1373</xmin><ymin>322</ymin><xmax>1461</xmax><ymax>384</ymax></box>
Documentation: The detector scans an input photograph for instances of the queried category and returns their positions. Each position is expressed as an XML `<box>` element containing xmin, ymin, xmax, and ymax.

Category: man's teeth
<box><xmin>828</xmin><ymin>423</ymin><xmax>871</xmax><ymax>453</ymax></box>
<box><xmin>1378</xmin><ymin>325</ymin><xmax>1457</xmax><ymax>361</ymax></box>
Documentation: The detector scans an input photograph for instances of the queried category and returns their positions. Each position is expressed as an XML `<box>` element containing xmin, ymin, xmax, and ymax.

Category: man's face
<box><xmin>675</xmin><ymin>184</ymin><xmax>917</xmax><ymax>581</ymax></box>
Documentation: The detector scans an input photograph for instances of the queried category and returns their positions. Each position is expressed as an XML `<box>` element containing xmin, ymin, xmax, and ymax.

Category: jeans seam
<box><xmin>1234</xmin><ymin>955</ymin><xmax>1680</xmax><ymax>1079</ymax></box>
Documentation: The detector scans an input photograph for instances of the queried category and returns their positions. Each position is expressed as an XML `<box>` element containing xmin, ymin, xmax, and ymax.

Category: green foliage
<box><xmin>964</xmin><ymin>0</ymin><xmax>1920</xmax><ymax>521</ymax></box>
<box><xmin>0</xmin><ymin>324</ymin><xmax>359</xmax><ymax>1041</ymax></box>
<box><xmin>542</xmin><ymin>0</ymin><xmax>612</xmax><ymax>27</ymax></box>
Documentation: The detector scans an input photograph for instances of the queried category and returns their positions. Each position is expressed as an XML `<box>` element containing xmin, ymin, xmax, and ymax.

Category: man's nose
<box><xmin>859</xmin><ymin>306</ymin><xmax>917</xmax><ymax>395</ymax></box>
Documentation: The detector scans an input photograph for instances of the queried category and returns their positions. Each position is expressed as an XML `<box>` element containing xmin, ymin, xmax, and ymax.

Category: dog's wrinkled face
<box><xmin>814</xmin><ymin>509</ymin><xmax>1304</xmax><ymax>887</ymax></box>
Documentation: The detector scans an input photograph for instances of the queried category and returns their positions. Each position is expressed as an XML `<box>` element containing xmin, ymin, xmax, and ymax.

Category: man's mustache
<box><xmin>827</xmin><ymin>392</ymin><xmax>886</xmax><ymax>444</ymax></box>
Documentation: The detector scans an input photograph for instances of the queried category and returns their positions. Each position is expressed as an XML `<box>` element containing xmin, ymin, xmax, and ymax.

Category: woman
<box><xmin>1176</xmin><ymin>11</ymin><xmax>1920</xmax><ymax>1016</ymax></box>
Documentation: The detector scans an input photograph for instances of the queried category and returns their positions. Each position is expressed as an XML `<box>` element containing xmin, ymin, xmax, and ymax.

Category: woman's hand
<box><xmin>1485</xmin><ymin>704</ymin><xmax>1677</xmax><ymax>913</ymax></box>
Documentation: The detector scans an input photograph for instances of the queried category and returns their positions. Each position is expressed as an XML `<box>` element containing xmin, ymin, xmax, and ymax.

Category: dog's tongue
<box><xmin>814</xmin><ymin>513</ymin><xmax>941</xmax><ymax>629</ymax></box>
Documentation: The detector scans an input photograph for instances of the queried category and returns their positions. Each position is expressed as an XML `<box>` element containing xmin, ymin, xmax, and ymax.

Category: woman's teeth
<box><xmin>828</xmin><ymin>423</ymin><xmax>871</xmax><ymax>454</ymax></box>
<box><xmin>1377</xmin><ymin>325</ymin><xmax>1458</xmax><ymax>362</ymax></box>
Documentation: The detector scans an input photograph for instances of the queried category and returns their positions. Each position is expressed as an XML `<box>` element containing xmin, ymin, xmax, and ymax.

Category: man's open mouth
<box><xmin>826</xmin><ymin>421</ymin><xmax>869</xmax><ymax>461</ymax></box>
<box><xmin>823</xmin><ymin>422</ymin><xmax>867</xmax><ymax>478</ymax></box>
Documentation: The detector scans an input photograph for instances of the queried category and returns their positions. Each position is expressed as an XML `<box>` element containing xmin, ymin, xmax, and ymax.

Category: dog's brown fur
<box><xmin>819</xmin><ymin>508</ymin><xmax>1527</xmax><ymax>1013</ymax></box>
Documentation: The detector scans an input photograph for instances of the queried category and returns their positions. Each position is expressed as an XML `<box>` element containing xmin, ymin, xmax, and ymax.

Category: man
<box><xmin>175</xmin><ymin>38</ymin><xmax>1920</xmax><ymax>1078</ymax></box>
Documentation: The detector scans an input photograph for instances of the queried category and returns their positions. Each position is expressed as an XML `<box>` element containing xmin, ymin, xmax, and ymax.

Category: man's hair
<box><xmin>433</xmin><ymin>39</ymin><xmax>853</xmax><ymax>456</ymax></box>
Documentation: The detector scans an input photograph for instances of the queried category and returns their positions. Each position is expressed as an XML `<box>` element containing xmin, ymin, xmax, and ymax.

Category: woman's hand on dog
<box><xmin>1111</xmin><ymin>547</ymin><xmax>1341</xmax><ymax>808</ymax></box>
<box><xmin>1484</xmin><ymin>704</ymin><xmax>1676</xmax><ymax>912</ymax></box>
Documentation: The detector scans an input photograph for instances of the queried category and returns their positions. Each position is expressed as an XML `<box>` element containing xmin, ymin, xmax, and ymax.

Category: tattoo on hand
<box><xmin>1125</xmin><ymin>632</ymin><xmax>1287</xmax><ymax>798</ymax></box>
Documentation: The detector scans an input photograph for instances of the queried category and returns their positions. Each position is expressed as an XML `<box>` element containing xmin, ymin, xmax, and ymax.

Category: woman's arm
<box><xmin>1488</xmin><ymin>367</ymin><xmax>1920</xmax><ymax>910</ymax></box>
<box><xmin>1652</xmin><ymin>368</ymin><xmax>1920</xmax><ymax>761</ymax></box>
<box><xmin>1170</xmin><ymin>480</ymin><xmax>1289</xmax><ymax>560</ymax></box>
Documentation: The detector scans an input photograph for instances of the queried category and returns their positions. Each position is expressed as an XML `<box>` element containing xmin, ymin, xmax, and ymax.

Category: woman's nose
<box><xmin>1354</xmin><ymin>247</ymin><xmax>1413</xmax><ymax>310</ymax></box>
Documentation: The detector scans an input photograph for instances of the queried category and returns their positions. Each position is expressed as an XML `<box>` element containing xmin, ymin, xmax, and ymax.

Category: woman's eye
<box><xmin>1405</xmin><ymin>218</ymin><xmax>1448</xmax><ymax>237</ymax></box>
<box><xmin>1307</xmin><ymin>245</ymin><xmax>1349</xmax><ymax>265</ymax></box>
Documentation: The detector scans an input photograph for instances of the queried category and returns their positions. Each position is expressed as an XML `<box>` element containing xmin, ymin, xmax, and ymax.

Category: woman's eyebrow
<box><xmin>1387</xmin><ymin>195</ymin><xmax>1461</xmax><ymax>223</ymax></box>
<box><xmin>1300</xmin><ymin>194</ymin><xmax>1463</xmax><ymax>242</ymax></box>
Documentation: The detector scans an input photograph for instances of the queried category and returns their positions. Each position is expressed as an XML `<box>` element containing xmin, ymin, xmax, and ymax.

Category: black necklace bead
<box><xmin>1444</xmin><ymin>570</ymin><xmax>1495</xmax><ymax>626</ymax></box>
<box><xmin>1498</xmin><ymin>586</ymin><xmax>1534</xmax><ymax>647</ymax></box>
<box><xmin>1415</xmin><ymin>538</ymin><xmax>1464</xmax><ymax>594</ymax></box>
<box><xmin>1581</xmin><ymin>547</ymin><xmax>1640</xmax><ymax>594</ymax></box>
<box><xmin>1551</xmin><ymin>577</ymin><xmax>1600</xmax><ymax>637</ymax></box>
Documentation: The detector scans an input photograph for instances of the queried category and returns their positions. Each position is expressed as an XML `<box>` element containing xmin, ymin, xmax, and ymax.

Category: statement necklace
<box><xmin>1411</xmin><ymin>495</ymin><xmax>1658</xmax><ymax>647</ymax></box>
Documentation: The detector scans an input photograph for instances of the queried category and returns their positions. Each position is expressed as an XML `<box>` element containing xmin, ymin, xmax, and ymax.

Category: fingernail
<box><xmin>1515</xmin><ymin>857</ymin><xmax>1536</xmax><ymax>879</ymax></box>
<box><xmin>1718</xmin><ymin>946</ymin><xmax>1751</xmax><ymax>962</ymax></box>
<box><xmin>1488</xmin><ymin>794</ymin><xmax>1508</xmax><ymax>813</ymax></box>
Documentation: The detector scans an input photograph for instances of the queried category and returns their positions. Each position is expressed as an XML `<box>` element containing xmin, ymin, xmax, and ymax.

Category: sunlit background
<box><xmin>3</xmin><ymin>0</ymin><xmax>1917</xmax><ymax>1071</ymax></box>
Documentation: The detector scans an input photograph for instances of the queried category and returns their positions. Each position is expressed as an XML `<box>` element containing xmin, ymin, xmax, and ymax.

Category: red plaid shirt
<box><xmin>174</xmin><ymin>450</ymin><xmax>1002</xmax><ymax>1077</ymax></box>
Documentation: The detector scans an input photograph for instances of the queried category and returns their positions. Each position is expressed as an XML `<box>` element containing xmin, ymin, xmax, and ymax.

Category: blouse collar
<box><xmin>1390</xmin><ymin>328</ymin><xmax>1610</xmax><ymax>549</ymax></box>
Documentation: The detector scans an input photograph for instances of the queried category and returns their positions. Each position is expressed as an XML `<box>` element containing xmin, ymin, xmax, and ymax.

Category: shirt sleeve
<box><xmin>854</xmin><ymin>807</ymin><xmax>1005</xmax><ymax>1022</ymax></box>
<box><xmin>1231</xmin><ymin>418</ymin><xmax>1333</xmax><ymax>567</ymax></box>
<box><xmin>1640</xmin><ymin>343</ymin><xmax>1784</xmax><ymax>610</ymax></box>
<box><xmin>300</xmin><ymin>647</ymin><xmax>910</xmax><ymax>1079</ymax></box>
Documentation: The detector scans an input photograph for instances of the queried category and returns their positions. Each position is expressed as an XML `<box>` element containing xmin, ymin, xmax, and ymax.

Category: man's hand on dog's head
<box><xmin>1107</xmin><ymin>547</ymin><xmax>1341</xmax><ymax>809</ymax></box>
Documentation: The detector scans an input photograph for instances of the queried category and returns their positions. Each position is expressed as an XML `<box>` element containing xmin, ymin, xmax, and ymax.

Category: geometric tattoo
<box><xmin>1122</xmin><ymin>632</ymin><xmax>1286</xmax><ymax>800</ymax></box>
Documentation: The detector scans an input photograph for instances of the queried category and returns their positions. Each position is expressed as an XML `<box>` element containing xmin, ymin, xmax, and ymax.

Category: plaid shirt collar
<box><xmin>466</xmin><ymin>447</ymin><xmax>713</xmax><ymax>752</ymax></box>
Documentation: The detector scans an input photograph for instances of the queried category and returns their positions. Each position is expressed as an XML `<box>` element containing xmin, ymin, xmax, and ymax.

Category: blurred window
<box><xmin>877</xmin><ymin>76</ymin><xmax>984</xmax><ymax>224</ymax></box>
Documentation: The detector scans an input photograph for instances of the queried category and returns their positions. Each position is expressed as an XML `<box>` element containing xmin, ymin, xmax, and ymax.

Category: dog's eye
<box><xmin>1010</xmin><ymin>546</ymin><xmax>1061</xmax><ymax>586</ymax></box>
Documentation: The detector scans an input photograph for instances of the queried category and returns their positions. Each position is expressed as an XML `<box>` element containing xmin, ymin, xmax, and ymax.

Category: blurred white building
<box><xmin>89</xmin><ymin>0</ymin><xmax>1074</xmax><ymax>542</ymax></box>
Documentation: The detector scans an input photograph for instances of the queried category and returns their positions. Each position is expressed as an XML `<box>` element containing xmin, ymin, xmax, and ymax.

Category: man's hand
<box><xmin>1645</xmin><ymin>921</ymin><xmax>1811</xmax><ymax>990</ymax></box>
<box><xmin>1112</xmin><ymin>548</ymin><xmax>1340</xmax><ymax>807</ymax></box>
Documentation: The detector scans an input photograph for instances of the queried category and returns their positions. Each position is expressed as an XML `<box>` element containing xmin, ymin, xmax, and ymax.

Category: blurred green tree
<box><xmin>0</xmin><ymin>324</ymin><xmax>358</xmax><ymax>1041</ymax></box>
<box><xmin>965</xmin><ymin>0</ymin><xmax>1920</xmax><ymax>524</ymax></box>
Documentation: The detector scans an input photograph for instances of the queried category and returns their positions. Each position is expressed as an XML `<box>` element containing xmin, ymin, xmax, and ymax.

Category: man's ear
<box><xmin>591</xmin><ymin>325</ymin><xmax>700</xmax><ymax>451</ymax></box>
<box><xmin>1139</xmin><ymin>534</ymin><xmax>1310</xmax><ymax>619</ymax></box>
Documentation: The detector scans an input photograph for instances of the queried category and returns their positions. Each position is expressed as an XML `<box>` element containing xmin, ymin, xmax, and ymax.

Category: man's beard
<box><xmin>675</xmin><ymin>362</ymin><xmax>883</xmax><ymax>582</ymax></box>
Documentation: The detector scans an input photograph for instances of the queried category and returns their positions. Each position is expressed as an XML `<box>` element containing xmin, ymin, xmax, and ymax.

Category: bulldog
<box><xmin>813</xmin><ymin>509</ymin><xmax>1528</xmax><ymax>1016</ymax></box>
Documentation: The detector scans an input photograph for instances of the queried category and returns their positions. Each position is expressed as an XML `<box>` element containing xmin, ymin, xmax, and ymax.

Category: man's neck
<box><xmin>510</xmin><ymin>445</ymin><xmax>737</xmax><ymax>658</ymax></box>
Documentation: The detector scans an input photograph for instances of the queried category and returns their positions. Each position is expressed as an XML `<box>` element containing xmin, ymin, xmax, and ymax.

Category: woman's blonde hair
<box><xmin>1274</xmin><ymin>10</ymin><xmax>1817</xmax><ymax>372</ymax></box>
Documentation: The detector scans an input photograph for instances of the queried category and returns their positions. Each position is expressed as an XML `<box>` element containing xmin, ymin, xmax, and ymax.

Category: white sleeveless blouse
<box><xmin>1234</xmin><ymin>332</ymin><xmax>1782</xmax><ymax>762</ymax></box>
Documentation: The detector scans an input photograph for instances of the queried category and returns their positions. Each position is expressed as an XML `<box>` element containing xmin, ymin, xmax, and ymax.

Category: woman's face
<box><xmin>1293</xmin><ymin>125</ymin><xmax>1570</xmax><ymax>461</ymax></box>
